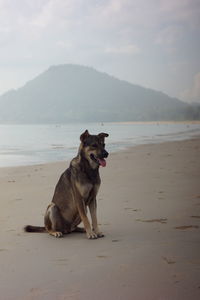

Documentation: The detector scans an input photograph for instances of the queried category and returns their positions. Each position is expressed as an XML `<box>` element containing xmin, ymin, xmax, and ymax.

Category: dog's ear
<box><xmin>80</xmin><ymin>130</ymin><xmax>90</xmax><ymax>142</ymax></box>
<box><xmin>98</xmin><ymin>132</ymin><xmax>109</xmax><ymax>140</ymax></box>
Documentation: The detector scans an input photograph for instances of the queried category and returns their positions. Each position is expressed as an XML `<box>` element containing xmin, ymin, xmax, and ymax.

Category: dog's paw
<box><xmin>87</xmin><ymin>231</ymin><xmax>98</xmax><ymax>240</ymax></box>
<box><xmin>51</xmin><ymin>231</ymin><xmax>63</xmax><ymax>238</ymax></box>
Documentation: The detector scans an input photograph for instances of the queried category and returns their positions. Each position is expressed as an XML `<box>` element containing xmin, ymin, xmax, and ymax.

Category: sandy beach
<box><xmin>0</xmin><ymin>138</ymin><xmax>200</xmax><ymax>300</ymax></box>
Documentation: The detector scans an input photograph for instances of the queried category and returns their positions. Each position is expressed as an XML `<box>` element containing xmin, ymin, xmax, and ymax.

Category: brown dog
<box><xmin>24</xmin><ymin>130</ymin><xmax>109</xmax><ymax>239</ymax></box>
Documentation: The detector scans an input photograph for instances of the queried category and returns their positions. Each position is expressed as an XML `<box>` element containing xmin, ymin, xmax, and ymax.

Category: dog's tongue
<box><xmin>98</xmin><ymin>158</ymin><xmax>106</xmax><ymax>167</ymax></box>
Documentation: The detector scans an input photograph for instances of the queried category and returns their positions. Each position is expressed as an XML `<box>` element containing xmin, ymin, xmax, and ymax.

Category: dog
<box><xmin>24</xmin><ymin>130</ymin><xmax>109</xmax><ymax>239</ymax></box>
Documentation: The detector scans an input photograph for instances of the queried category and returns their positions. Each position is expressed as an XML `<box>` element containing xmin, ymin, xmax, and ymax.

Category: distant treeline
<box><xmin>181</xmin><ymin>104</ymin><xmax>200</xmax><ymax>120</ymax></box>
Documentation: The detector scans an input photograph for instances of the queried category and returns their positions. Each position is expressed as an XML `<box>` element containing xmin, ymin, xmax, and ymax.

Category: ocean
<box><xmin>0</xmin><ymin>122</ymin><xmax>199</xmax><ymax>167</ymax></box>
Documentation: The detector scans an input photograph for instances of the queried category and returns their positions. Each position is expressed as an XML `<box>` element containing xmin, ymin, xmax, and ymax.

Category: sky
<box><xmin>0</xmin><ymin>0</ymin><xmax>200</xmax><ymax>103</ymax></box>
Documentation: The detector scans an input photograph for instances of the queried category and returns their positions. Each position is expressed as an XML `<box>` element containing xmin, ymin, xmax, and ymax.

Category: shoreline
<box><xmin>0</xmin><ymin>135</ymin><xmax>200</xmax><ymax>170</ymax></box>
<box><xmin>111</xmin><ymin>120</ymin><xmax>200</xmax><ymax>125</ymax></box>
<box><xmin>0</xmin><ymin>138</ymin><xmax>200</xmax><ymax>299</ymax></box>
<box><xmin>1</xmin><ymin>120</ymin><xmax>200</xmax><ymax>125</ymax></box>
<box><xmin>0</xmin><ymin>122</ymin><xmax>200</xmax><ymax>168</ymax></box>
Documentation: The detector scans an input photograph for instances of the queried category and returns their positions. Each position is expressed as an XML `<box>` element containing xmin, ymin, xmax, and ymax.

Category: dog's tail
<box><xmin>24</xmin><ymin>225</ymin><xmax>46</xmax><ymax>233</ymax></box>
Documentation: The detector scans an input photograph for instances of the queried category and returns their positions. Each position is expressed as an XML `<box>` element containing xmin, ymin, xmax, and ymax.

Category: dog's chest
<box><xmin>76</xmin><ymin>181</ymin><xmax>99</xmax><ymax>201</ymax></box>
<box><xmin>85</xmin><ymin>184</ymin><xmax>99</xmax><ymax>206</ymax></box>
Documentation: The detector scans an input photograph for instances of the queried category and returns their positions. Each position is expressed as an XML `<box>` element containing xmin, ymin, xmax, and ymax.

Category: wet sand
<box><xmin>0</xmin><ymin>138</ymin><xmax>200</xmax><ymax>300</ymax></box>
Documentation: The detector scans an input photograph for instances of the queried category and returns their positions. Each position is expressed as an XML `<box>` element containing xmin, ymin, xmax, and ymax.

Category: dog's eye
<box><xmin>92</xmin><ymin>144</ymin><xmax>98</xmax><ymax>148</ymax></box>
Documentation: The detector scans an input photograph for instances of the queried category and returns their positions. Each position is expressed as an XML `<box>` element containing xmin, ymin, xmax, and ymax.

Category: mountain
<box><xmin>0</xmin><ymin>64</ymin><xmax>195</xmax><ymax>123</ymax></box>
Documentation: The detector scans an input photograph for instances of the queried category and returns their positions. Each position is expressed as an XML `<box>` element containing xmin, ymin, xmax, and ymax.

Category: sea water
<box><xmin>0</xmin><ymin>122</ymin><xmax>199</xmax><ymax>167</ymax></box>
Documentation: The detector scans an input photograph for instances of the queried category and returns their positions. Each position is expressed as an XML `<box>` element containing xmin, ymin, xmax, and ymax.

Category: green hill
<box><xmin>0</xmin><ymin>64</ymin><xmax>195</xmax><ymax>123</ymax></box>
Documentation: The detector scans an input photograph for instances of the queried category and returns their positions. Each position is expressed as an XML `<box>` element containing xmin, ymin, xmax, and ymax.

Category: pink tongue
<box><xmin>98</xmin><ymin>158</ymin><xmax>106</xmax><ymax>167</ymax></box>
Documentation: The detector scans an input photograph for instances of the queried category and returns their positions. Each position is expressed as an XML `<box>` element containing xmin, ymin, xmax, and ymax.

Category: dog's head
<box><xmin>80</xmin><ymin>130</ymin><xmax>109</xmax><ymax>169</ymax></box>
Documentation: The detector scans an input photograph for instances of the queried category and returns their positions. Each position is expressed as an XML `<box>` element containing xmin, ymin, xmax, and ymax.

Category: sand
<box><xmin>0</xmin><ymin>138</ymin><xmax>200</xmax><ymax>300</ymax></box>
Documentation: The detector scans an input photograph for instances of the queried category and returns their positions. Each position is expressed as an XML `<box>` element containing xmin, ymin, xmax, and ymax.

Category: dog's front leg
<box><xmin>76</xmin><ymin>198</ymin><xmax>98</xmax><ymax>239</ymax></box>
<box><xmin>89</xmin><ymin>198</ymin><xmax>104</xmax><ymax>238</ymax></box>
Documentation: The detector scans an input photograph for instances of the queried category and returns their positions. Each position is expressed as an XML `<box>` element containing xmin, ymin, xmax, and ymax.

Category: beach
<box><xmin>0</xmin><ymin>138</ymin><xmax>200</xmax><ymax>300</ymax></box>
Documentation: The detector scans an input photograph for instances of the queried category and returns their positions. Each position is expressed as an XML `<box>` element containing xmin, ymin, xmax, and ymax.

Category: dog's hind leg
<box><xmin>45</xmin><ymin>203</ymin><xmax>64</xmax><ymax>238</ymax></box>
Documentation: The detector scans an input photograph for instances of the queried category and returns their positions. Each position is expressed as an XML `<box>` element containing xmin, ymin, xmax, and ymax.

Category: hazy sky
<box><xmin>0</xmin><ymin>0</ymin><xmax>200</xmax><ymax>103</ymax></box>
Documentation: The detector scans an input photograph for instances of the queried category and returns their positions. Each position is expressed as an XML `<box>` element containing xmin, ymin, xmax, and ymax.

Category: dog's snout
<box><xmin>103</xmin><ymin>150</ymin><xmax>109</xmax><ymax>158</ymax></box>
